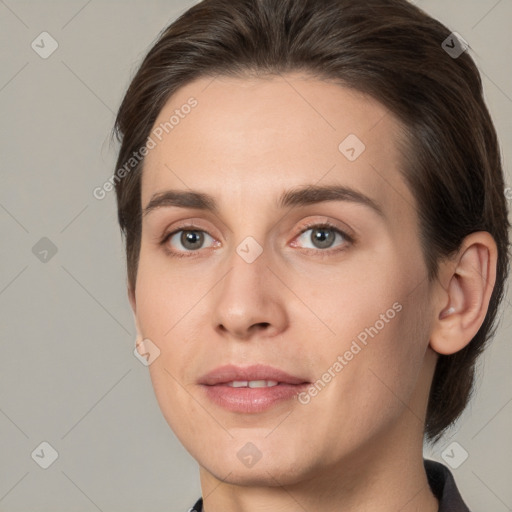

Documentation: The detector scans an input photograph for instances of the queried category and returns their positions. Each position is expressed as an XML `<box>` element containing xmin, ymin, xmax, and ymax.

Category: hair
<box><xmin>111</xmin><ymin>0</ymin><xmax>510</xmax><ymax>443</ymax></box>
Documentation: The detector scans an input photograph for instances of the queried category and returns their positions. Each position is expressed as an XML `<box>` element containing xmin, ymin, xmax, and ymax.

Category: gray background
<box><xmin>0</xmin><ymin>1</ymin><xmax>510</xmax><ymax>511</ymax></box>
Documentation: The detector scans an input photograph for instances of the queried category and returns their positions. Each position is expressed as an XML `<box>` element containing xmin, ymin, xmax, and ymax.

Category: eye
<box><xmin>292</xmin><ymin>222</ymin><xmax>353</xmax><ymax>253</ymax></box>
<box><xmin>161</xmin><ymin>226</ymin><xmax>216</xmax><ymax>257</ymax></box>
<box><xmin>160</xmin><ymin>221</ymin><xmax>353</xmax><ymax>258</ymax></box>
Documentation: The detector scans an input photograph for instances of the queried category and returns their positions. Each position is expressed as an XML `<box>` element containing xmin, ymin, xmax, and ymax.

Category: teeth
<box><xmin>230</xmin><ymin>381</ymin><xmax>248</xmax><ymax>388</ymax></box>
<box><xmin>227</xmin><ymin>380</ymin><xmax>279</xmax><ymax>388</ymax></box>
<box><xmin>249</xmin><ymin>380</ymin><xmax>277</xmax><ymax>388</ymax></box>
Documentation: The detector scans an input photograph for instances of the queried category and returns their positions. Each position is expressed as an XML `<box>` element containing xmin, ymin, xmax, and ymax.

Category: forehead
<box><xmin>140</xmin><ymin>73</ymin><xmax>415</xmax><ymax>221</ymax></box>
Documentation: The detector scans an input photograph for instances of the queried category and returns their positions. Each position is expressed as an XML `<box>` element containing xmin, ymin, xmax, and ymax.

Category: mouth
<box><xmin>198</xmin><ymin>364</ymin><xmax>311</xmax><ymax>413</ymax></box>
<box><xmin>198</xmin><ymin>363</ymin><xmax>310</xmax><ymax>386</ymax></box>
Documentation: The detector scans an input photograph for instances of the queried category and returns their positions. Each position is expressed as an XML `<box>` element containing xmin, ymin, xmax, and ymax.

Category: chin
<box><xmin>201</xmin><ymin>459</ymin><xmax>309</xmax><ymax>488</ymax></box>
<box><xmin>195</xmin><ymin>441</ymin><xmax>319</xmax><ymax>486</ymax></box>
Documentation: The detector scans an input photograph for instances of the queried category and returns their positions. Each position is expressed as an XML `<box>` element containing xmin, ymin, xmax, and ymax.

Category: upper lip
<box><xmin>199</xmin><ymin>364</ymin><xmax>310</xmax><ymax>385</ymax></box>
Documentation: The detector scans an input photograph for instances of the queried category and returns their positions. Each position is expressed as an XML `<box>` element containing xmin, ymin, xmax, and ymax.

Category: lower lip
<box><xmin>200</xmin><ymin>383</ymin><xmax>310</xmax><ymax>413</ymax></box>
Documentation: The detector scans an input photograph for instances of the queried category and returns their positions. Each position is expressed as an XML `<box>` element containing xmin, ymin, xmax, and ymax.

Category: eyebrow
<box><xmin>142</xmin><ymin>184</ymin><xmax>385</xmax><ymax>218</ymax></box>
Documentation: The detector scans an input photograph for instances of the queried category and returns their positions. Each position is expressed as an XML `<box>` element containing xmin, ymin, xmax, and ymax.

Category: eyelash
<box><xmin>159</xmin><ymin>221</ymin><xmax>354</xmax><ymax>259</ymax></box>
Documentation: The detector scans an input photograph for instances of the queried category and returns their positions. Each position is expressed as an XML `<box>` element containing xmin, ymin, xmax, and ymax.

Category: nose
<box><xmin>211</xmin><ymin>242</ymin><xmax>289</xmax><ymax>341</ymax></box>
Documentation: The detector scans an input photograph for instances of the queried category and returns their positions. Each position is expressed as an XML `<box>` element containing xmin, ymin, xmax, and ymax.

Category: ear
<box><xmin>429</xmin><ymin>231</ymin><xmax>498</xmax><ymax>355</ymax></box>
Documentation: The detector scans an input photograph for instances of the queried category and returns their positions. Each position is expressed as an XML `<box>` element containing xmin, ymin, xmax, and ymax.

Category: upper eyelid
<box><xmin>165</xmin><ymin>220</ymin><xmax>347</xmax><ymax>236</ymax></box>
<box><xmin>297</xmin><ymin>221</ymin><xmax>350</xmax><ymax>235</ymax></box>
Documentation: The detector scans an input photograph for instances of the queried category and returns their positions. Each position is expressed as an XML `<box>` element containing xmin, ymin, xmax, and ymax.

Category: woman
<box><xmin>111</xmin><ymin>0</ymin><xmax>510</xmax><ymax>510</ymax></box>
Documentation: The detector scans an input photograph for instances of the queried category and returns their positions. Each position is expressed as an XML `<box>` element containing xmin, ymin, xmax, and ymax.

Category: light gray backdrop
<box><xmin>0</xmin><ymin>1</ymin><xmax>511</xmax><ymax>511</ymax></box>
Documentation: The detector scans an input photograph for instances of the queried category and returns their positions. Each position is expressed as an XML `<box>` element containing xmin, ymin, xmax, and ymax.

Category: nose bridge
<box><xmin>220</xmin><ymin>194</ymin><xmax>272</xmax><ymax>285</ymax></box>
<box><xmin>211</xmin><ymin>230</ymin><xmax>287</xmax><ymax>337</ymax></box>
<box><xmin>223</xmin><ymin>233</ymin><xmax>270</xmax><ymax>303</ymax></box>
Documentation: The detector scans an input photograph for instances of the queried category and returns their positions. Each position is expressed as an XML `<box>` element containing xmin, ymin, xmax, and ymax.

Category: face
<box><xmin>132</xmin><ymin>73</ymin><xmax>438</xmax><ymax>487</ymax></box>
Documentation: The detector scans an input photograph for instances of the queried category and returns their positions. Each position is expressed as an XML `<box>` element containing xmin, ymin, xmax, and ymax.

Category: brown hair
<box><xmin>111</xmin><ymin>0</ymin><xmax>510</xmax><ymax>442</ymax></box>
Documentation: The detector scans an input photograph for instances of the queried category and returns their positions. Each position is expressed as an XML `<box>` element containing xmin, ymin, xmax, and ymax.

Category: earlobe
<box><xmin>429</xmin><ymin>232</ymin><xmax>497</xmax><ymax>356</ymax></box>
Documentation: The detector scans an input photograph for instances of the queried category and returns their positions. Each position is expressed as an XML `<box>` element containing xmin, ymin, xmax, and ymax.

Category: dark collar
<box><xmin>424</xmin><ymin>459</ymin><xmax>471</xmax><ymax>511</ymax></box>
<box><xmin>190</xmin><ymin>496</ymin><xmax>203</xmax><ymax>512</ymax></box>
<box><xmin>189</xmin><ymin>459</ymin><xmax>471</xmax><ymax>511</ymax></box>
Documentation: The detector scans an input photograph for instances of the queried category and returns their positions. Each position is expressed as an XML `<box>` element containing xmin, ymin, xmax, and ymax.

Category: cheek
<box><xmin>351</xmin><ymin>288</ymin><xmax>431</xmax><ymax>414</ymax></box>
<box><xmin>134</xmin><ymin>256</ymin><xmax>201</xmax><ymax>402</ymax></box>
<box><xmin>134</xmin><ymin>249</ymin><xmax>198</xmax><ymax>338</ymax></box>
<box><xmin>287</xmin><ymin>249</ymin><xmax>404</xmax><ymax>340</ymax></box>
<box><xmin>146</xmin><ymin>362</ymin><xmax>212</xmax><ymax>458</ymax></box>
<box><xmin>298</xmin><ymin>302</ymin><xmax>430</xmax><ymax>456</ymax></box>
<box><xmin>295</xmin><ymin>252</ymin><xmax>430</xmax><ymax>413</ymax></box>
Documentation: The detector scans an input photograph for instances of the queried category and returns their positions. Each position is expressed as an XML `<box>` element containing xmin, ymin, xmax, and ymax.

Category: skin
<box><xmin>129</xmin><ymin>73</ymin><xmax>497</xmax><ymax>511</ymax></box>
